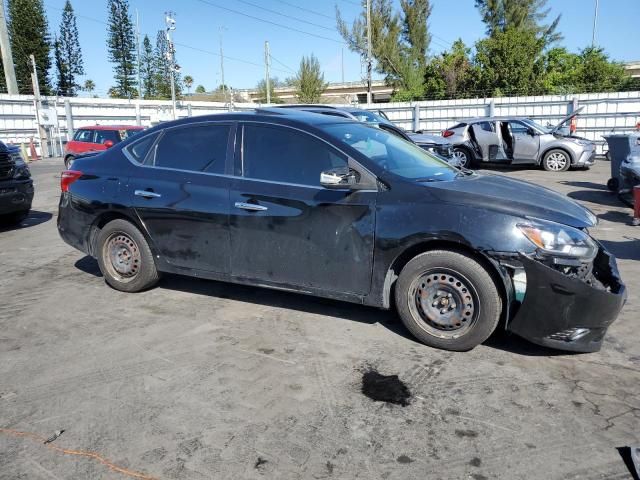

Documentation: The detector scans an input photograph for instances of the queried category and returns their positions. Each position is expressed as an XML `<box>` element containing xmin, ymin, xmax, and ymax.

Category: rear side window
<box><xmin>126</xmin><ymin>132</ymin><xmax>160</xmax><ymax>163</ymax></box>
<box><xmin>242</xmin><ymin>124</ymin><xmax>347</xmax><ymax>186</ymax></box>
<box><xmin>478</xmin><ymin>121</ymin><xmax>494</xmax><ymax>132</ymax></box>
<box><xmin>94</xmin><ymin>130</ymin><xmax>120</xmax><ymax>144</ymax></box>
<box><xmin>153</xmin><ymin>124</ymin><xmax>230</xmax><ymax>173</ymax></box>
<box><xmin>73</xmin><ymin>129</ymin><xmax>94</xmax><ymax>142</ymax></box>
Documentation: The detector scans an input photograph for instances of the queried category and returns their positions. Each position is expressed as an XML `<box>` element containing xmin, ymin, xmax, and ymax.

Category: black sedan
<box><xmin>57</xmin><ymin>110</ymin><xmax>626</xmax><ymax>352</ymax></box>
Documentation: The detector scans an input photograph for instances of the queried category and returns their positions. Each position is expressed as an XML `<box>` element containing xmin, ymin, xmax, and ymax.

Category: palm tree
<box><xmin>83</xmin><ymin>79</ymin><xmax>95</xmax><ymax>95</ymax></box>
<box><xmin>184</xmin><ymin>75</ymin><xmax>194</xmax><ymax>95</ymax></box>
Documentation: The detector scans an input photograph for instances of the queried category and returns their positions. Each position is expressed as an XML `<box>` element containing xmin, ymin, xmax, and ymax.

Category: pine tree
<box><xmin>7</xmin><ymin>0</ymin><xmax>51</xmax><ymax>94</ymax></box>
<box><xmin>294</xmin><ymin>55</ymin><xmax>327</xmax><ymax>103</ymax></box>
<box><xmin>139</xmin><ymin>35</ymin><xmax>156</xmax><ymax>98</ymax></box>
<box><xmin>54</xmin><ymin>0</ymin><xmax>84</xmax><ymax>96</ymax></box>
<box><xmin>153</xmin><ymin>29</ymin><xmax>181</xmax><ymax>100</ymax></box>
<box><xmin>107</xmin><ymin>0</ymin><xmax>137</xmax><ymax>98</ymax></box>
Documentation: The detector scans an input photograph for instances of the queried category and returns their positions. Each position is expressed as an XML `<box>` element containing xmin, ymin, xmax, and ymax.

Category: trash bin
<box><xmin>603</xmin><ymin>133</ymin><xmax>640</xmax><ymax>191</ymax></box>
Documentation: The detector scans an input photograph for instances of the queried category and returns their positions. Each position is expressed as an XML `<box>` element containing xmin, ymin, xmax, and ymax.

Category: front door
<box><xmin>229</xmin><ymin>123</ymin><xmax>376</xmax><ymax>295</ymax></box>
<box><xmin>509</xmin><ymin>121</ymin><xmax>540</xmax><ymax>163</ymax></box>
<box><xmin>129</xmin><ymin>122</ymin><xmax>234</xmax><ymax>273</ymax></box>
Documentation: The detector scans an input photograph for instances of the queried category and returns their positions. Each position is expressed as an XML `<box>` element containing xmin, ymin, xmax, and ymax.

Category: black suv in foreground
<box><xmin>0</xmin><ymin>141</ymin><xmax>33</xmax><ymax>225</ymax></box>
<box><xmin>57</xmin><ymin>110</ymin><xmax>626</xmax><ymax>352</ymax></box>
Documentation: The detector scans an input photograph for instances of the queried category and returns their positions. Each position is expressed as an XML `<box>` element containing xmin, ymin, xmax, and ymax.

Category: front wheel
<box><xmin>542</xmin><ymin>149</ymin><xmax>570</xmax><ymax>172</ymax></box>
<box><xmin>452</xmin><ymin>147</ymin><xmax>473</xmax><ymax>169</ymax></box>
<box><xmin>394</xmin><ymin>250</ymin><xmax>502</xmax><ymax>351</ymax></box>
<box><xmin>96</xmin><ymin>219</ymin><xmax>159</xmax><ymax>292</ymax></box>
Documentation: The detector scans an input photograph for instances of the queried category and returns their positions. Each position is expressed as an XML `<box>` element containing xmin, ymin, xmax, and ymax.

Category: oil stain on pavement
<box><xmin>361</xmin><ymin>369</ymin><xmax>411</xmax><ymax>406</ymax></box>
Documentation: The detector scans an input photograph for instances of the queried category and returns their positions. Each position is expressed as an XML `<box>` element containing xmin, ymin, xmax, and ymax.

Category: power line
<box><xmin>273</xmin><ymin>0</ymin><xmax>336</xmax><ymax>21</ymax></box>
<box><xmin>235</xmin><ymin>0</ymin><xmax>336</xmax><ymax>32</ymax></box>
<box><xmin>195</xmin><ymin>0</ymin><xmax>344</xmax><ymax>44</ymax></box>
<box><xmin>269</xmin><ymin>53</ymin><xmax>296</xmax><ymax>74</ymax></box>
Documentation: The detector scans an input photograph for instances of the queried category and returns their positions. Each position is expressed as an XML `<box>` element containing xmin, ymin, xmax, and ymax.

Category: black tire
<box><xmin>452</xmin><ymin>147</ymin><xmax>473</xmax><ymax>169</ymax></box>
<box><xmin>542</xmin><ymin>149</ymin><xmax>570</xmax><ymax>172</ymax></box>
<box><xmin>1</xmin><ymin>210</ymin><xmax>29</xmax><ymax>226</ymax></box>
<box><xmin>64</xmin><ymin>155</ymin><xmax>75</xmax><ymax>169</ymax></box>
<box><xmin>96</xmin><ymin>219</ymin><xmax>159</xmax><ymax>292</ymax></box>
<box><xmin>394</xmin><ymin>250</ymin><xmax>502</xmax><ymax>351</ymax></box>
<box><xmin>606</xmin><ymin>177</ymin><xmax>619</xmax><ymax>192</ymax></box>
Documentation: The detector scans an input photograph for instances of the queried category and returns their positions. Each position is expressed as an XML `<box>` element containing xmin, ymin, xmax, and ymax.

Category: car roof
<box><xmin>78</xmin><ymin>125</ymin><xmax>145</xmax><ymax>130</ymax></box>
<box><xmin>453</xmin><ymin>117</ymin><xmax>537</xmax><ymax>124</ymax></box>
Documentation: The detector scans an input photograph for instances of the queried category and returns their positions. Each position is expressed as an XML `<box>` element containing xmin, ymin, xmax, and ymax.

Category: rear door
<box><xmin>229</xmin><ymin>122</ymin><xmax>376</xmax><ymax>295</ymax></box>
<box><xmin>128</xmin><ymin>122</ymin><xmax>234</xmax><ymax>273</ymax></box>
<box><xmin>509</xmin><ymin>121</ymin><xmax>540</xmax><ymax>163</ymax></box>
<box><xmin>469</xmin><ymin>121</ymin><xmax>502</xmax><ymax>161</ymax></box>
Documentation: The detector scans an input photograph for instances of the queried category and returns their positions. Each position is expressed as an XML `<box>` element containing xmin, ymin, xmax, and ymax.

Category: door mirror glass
<box><xmin>103</xmin><ymin>139</ymin><xmax>114</xmax><ymax>148</ymax></box>
<box><xmin>320</xmin><ymin>167</ymin><xmax>358</xmax><ymax>189</ymax></box>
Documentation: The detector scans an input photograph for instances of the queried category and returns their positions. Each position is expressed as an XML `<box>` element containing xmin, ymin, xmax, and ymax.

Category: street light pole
<box><xmin>366</xmin><ymin>0</ymin><xmax>372</xmax><ymax>105</ymax></box>
<box><xmin>591</xmin><ymin>0</ymin><xmax>599</xmax><ymax>47</ymax></box>
<box><xmin>165</xmin><ymin>12</ymin><xmax>177</xmax><ymax>120</ymax></box>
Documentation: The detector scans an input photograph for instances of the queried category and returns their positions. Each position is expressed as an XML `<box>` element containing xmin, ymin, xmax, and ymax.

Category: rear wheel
<box><xmin>542</xmin><ymin>149</ymin><xmax>570</xmax><ymax>172</ymax></box>
<box><xmin>394</xmin><ymin>250</ymin><xmax>502</xmax><ymax>351</ymax></box>
<box><xmin>64</xmin><ymin>155</ymin><xmax>75</xmax><ymax>169</ymax></box>
<box><xmin>452</xmin><ymin>147</ymin><xmax>473</xmax><ymax>168</ymax></box>
<box><xmin>96</xmin><ymin>219</ymin><xmax>159</xmax><ymax>292</ymax></box>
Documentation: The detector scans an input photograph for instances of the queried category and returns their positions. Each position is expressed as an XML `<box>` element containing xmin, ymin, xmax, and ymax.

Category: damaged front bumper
<box><xmin>504</xmin><ymin>246</ymin><xmax>627</xmax><ymax>353</ymax></box>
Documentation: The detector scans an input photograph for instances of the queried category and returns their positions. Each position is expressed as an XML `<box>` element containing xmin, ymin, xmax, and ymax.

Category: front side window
<box><xmin>321</xmin><ymin>123</ymin><xmax>457</xmax><ymax>182</ymax></box>
<box><xmin>73</xmin><ymin>129</ymin><xmax>94</xmax><ymax>142</ymax></box>
<box><xmin>242</xmin><ymin>124</ymin><xmax>347</xmax><ymax>186</ymax></box>
<box><xmin>153</xmin><ymin>124</ymin><xmax>230</xmax><ymax>173</ymax></box>
<box><xmin>509</xmin><ymin>122</ymin><xmax>530</xmax><ymax>134</ymax></box>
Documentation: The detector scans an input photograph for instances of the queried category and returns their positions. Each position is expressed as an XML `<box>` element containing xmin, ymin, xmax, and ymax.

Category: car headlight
<box><xmin>11</xmin><ymin>153</ymin><xmax>26</xmax><ymax>167</ymax></box>
<box><xmin>517</xmin><ymin>219</ymin><xmax>597</xmax><ymax>260</ymax></box>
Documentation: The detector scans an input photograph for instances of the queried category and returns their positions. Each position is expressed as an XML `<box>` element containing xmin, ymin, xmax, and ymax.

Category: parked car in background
<box><xmin>0</xmin><ymin>141</ymin><xmax>33</xmax><ymax>225</ymax></box>
<box><xmin>64</xmin><ymin>125</ymin><xmax>144</xmax><ymax>168</ymax></box>
<box><xmin>274</xmin><ymin>105</ymin><xmax>456</xmax><ymax>164</ymax></box>
<box><xmin>444</xmin><ymin>109</ymin><xmax>595</xmax><ymax>171</ymax></box>
<box><xmin>58</xmin><ymin>109</ymin><xmax>626</xmax><ymax>353</ymax></box>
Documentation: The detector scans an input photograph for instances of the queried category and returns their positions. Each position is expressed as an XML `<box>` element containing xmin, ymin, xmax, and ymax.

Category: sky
<box><xmin>41</xmin><ymin>0</ymin><xmax>640</xmax><ymax>97</ymax></box>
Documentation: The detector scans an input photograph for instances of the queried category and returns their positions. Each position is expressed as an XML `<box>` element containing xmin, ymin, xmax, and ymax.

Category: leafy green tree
<box><xmin>474</xmin><ymin>27</ymin><xmax>548</xmax><ymax>96</ymax></box>
<box><xmin>337</xmin><ymin>0</ymin><xmax>431</xmax><ymax>100</ymax></box>
<box><xmin>107</xmin><ymin>0</ymin><xmax>137</xmax><ymax>98</ymax></box>
<box><xmin>571</xmin><ymin>47</ymin><xmax>632</xmax><ymax>93</ymax></box>
<box><xmin>7</xmin><ymin>0</ymin><xmax>51</xmax><ymax>94</ymax></box>
<box><xmin>195</xmin><ymin>84</ymin><xmax>206</xmax><ymax>94</ymax></box>
<box><xmin>255</xmin><ymin>77</ymin><xmax>283</xmax><ymax>103</ymax></box>
<box><xmin>183</xmin><ymin>75</ymin><xmax>193</xmax><ymax>95</ymax></box>
<box><xmin>53</xmin><ymin>0</ymin><xmax>84</xmax><ymax>96</ymax></box>
<box><xmin>139</xmin><ymin>35</ymin><xmax>156</xmax><ymax>99</ymax></box>
<box><xmin>293</xmin><ymin>54</ymin><xmax>328</xmax><ymax>103</ymax></box>
<box><xmin>424</xmin><ymin>39</ymin><xmax>477</xmax><ymax>99</ymax></box>
<box><xmin>83</xmin><ymin>79</ymin><xmax>95</xmax><ymax>93</ymax></box>
<box><xmin>475</xmin><ymin>0</ymin><xmax>561</xmax><ymax>46</ymax></box>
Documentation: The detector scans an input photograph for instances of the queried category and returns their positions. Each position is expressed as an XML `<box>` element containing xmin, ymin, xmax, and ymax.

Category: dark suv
<box><xmin>57</xmin><ymin>110</ymin><xmax>626</xmax><ymax>353</ymax></box>
<box><xmin>0</xmin><ymin>141</ymin><xmax>33</xmax><ymax>225</ymax></box>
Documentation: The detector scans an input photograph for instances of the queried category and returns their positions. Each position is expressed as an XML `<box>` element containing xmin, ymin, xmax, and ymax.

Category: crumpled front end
<box><xmin>503</xmin><ymin>245</ymin><xmax>626</xmax><ymax>352</ymax></box>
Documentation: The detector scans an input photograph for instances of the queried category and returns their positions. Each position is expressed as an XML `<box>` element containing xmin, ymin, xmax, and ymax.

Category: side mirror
<box><xmin>103</xmin><ymin>140</ymin><xmax>114</xmax><ymax>148</ymax></box>
<box><xmin>320</xmin><ymin>167</ymin><xmax>358</xmax><ymax>189</ymax></box>
<box><xmin>527</xmin><ymin>128</ymin><xmax>537</xmax><ymax>136</ymax></box>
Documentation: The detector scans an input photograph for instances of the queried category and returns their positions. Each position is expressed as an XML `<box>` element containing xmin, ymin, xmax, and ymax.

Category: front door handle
<box><xmin>234</xmin><ymin>201</ymin><xmax>267</xmax><ymax>212</ymax></box>
<box><xmin>135</xmin><ymin>189</ymin><xmax>162</xmax><ymax>199</ymax></box>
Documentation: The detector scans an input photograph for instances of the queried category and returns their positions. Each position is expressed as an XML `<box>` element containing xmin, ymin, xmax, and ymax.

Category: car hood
<box><xmin>423</xmin><ymin>173</ymin><xmax>596</xmax><ymax>229</ymax></box>
<box><xmin>408</xmin><ymin>133</ymin><xmax>449</xmax><ymax>146</ymax></box>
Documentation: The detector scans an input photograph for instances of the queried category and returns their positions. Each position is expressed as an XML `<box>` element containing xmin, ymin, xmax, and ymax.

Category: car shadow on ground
<box><xmin>600</xmin><ymin>238</ymin><xmax>640</xmax><ymax>261</ymax></box>
<box><xmin>74</xmin><ymin>254</ymin><xmax>572</xmax><ymax>357</ymax></box>
<box><xmin>0</xmin><ymin>210</ymin><xmax>52</xmax><ymax>233</ymax></box>
<box><xmin>560</xmin><ymin>180</ymin><xmax>609</xmax><ymax>191</ymax></box>
<box><xmin>566</xmin><ymin>188</ymin><xmax>625</xmax><ymax>208</ymax></box>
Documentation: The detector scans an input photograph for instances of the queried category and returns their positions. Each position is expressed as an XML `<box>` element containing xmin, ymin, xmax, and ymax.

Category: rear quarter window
<box><xmin>125</xmin><ymin>132</ymin><xmax>160</xmax><ymax>164</ymax></box>
<box><xmin>449</xmin><ymin>123</ymin><xmax>467</xmax><ymax>130</ymax></box>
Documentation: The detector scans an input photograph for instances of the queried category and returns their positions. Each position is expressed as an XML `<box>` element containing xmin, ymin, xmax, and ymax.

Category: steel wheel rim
<box><xmin>407</xmin><ymin>269</ymin><xmax>479</xmax><ymax>339</ymax></box>
<box><xmin>546</xmin><ymin>152</ymin><xmax>567</xmax><ymax>171</ymax></box>
<box><xmin>453</xmin><ymin>150</ymin><xmax>468</xmax><ymax>168</ymax></box>
<box><xmin>103</xmin><ymin>232</ymin><xmax>141</xmax><ymax>283</ymax></box>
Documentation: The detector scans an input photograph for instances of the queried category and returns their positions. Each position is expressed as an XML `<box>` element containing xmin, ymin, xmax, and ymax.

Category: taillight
<box><xmin>61</xmin><ymin>170</ymin><xmax>82</xmax><ymax>192</ymax></box>
<box><xmin>442</xmin><ymin>130</ymin><xmax>454</xmax><ymax>138</ymax></box>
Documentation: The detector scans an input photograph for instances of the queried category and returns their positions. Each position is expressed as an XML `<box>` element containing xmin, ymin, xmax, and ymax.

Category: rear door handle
<box><xmin>135</xmin><ymin>189</ymin><xmax>162</xmax><ymax>199</ymax></box>
<box><xmin>234</xmin><ymin>201</ymin><xmax>267</xmax><ymax>212</ymax></box>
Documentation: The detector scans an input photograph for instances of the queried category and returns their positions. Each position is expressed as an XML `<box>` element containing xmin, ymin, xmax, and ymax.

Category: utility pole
<box><xmin>165</xmin><ymin>12</ymin><xmax>177</xmax><ymax>119</ymax></box>
<box><xmin>219</xmin><ymin>27</ymin><xmax>228</xmax><ymax>105</ymax></box>
<box><xmin>30</xmin><ymin>54</ymin><xmax>48</xmax><ymax>157</ymax></box>
<box><xmin>264</xmin><ymin>41</ymin><xmax>271</xmax><ymax>104</ymax></box>
<box><xmin>591</xmin><ymin>0</ymin><xmax>599</xmax><ymax>47</ymax></box>
<box><xmin>366</xmin><ymin>0</ymin><xmax>372</xmax><ymax>104</ymax></box>
<box><xmin>136</xmin><ymin>9</ymin><xmax>142</xmax><ymax>100</ymax></box>
<box><xmin>341</xmin><ymin>48</ymin><xmax>344</xmax><ymax>84</ymax></box>
<box><xmin>0</xmin><ymin>4</ymin><xmax>18</xmax><ymax>94</ymax></box>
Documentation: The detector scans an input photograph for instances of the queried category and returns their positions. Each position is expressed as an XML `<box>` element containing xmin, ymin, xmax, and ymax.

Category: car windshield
<box><xmin>321</xmin><ymin>123</ymin><xmax>458</xmax><ymax>182</ymax></box>
<box><xmin>521</xmin><ymin>118</ymin><xmax>551</xmax><ymax>133</ymax></box>
<box><xmin>345</xmin><ymin>110</ymin><xmax>385</xmax><ymax>124</ymax></box>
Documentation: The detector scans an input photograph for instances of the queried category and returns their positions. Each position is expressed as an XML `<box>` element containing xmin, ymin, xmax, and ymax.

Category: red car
<box><xmin>64</xmin><ymin>125</ymin><xmax>144</xmax><ymax>168</ymax></box>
